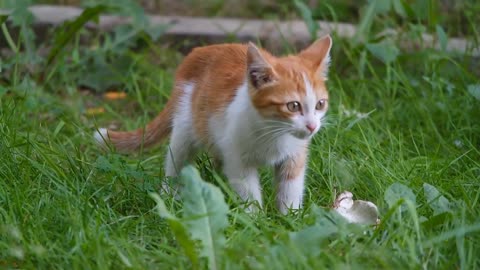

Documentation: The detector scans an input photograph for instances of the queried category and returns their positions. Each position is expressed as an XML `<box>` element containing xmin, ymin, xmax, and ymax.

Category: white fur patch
<box><xmin>214</xmin><ymin>80</ymin><xmax>305</xmax><ymax>166</ymax></box>
<box><xmin>164</xmin><ymin>82</ymin><xmax>196</xmax><ymax>177</ymax></box>
<box><xmin>93</xmin><ymin>128</ymin><xmax>109</xmax><ymax>146</ymax></box>
<box><xmin>224</xmin><ymin>164</ymin><xmax>262</xmax><ymax>207</ymax></box>
<box><xmin>276</xmin><ymin>173</ymin><xmax>305</xmax><ymax>214</ymax></box>
<box><xmin>300</xmin><ymin>73</ymin><xmax>325</xmax><ymax>134</ymax></box>
<box><xmin>173</xmin><ymin>82</ymin><xmax>195</xmax><ymax>129</ymax></box>
<box><xmin>303</xmin><ymin>73</ymin><xmax>316</xmax><ymax>115</ymax></box>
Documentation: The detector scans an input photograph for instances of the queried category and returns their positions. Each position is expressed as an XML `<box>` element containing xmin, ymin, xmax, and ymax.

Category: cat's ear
<box><xmin>299</xmin><ymin>35</ymin><xmax>332</xmax><ymax>80</ymax></box>
<box><xmin>247</xmin><ymin>42</ymin><xmax>278</xmax><ymax>89</ymax></box>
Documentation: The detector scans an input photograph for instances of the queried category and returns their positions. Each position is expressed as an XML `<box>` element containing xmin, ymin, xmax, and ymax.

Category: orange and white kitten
<box><xmin>95</xmin><ymin>35</ymin><xmax>332</xmax><ymax>214</ymax></box>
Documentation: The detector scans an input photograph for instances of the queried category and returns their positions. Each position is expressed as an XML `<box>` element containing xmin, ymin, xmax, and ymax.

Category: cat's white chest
<box><xmin>210</xmin><ymin>82</ymin><xmax>306</xmax><ymax>167</ymax></box>
<box><xmin>240</xmin><ymin>131</ymin><xmax>303</xmax><ymax>166</ymax></box>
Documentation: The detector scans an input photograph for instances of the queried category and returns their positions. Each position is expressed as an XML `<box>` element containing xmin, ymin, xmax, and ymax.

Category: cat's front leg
<box><xmin>222</xmin><ymin>157</ymin><xmax>262</xmax><ymax>211</ymax></box>
<box><xmin>274</xmin><ymin>151</ymin><xmax>307</xmax><ymax>214</ymax></box>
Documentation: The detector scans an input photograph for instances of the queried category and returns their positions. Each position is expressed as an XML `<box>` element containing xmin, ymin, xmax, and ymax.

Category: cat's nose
<box><xmin>306</xmin><ymin>123</ymin><xmax>317</xmax><ymax>133</ymax></box>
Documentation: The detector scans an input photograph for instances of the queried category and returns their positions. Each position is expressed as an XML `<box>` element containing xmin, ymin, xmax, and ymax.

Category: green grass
<box><xmin>1</xmin><ymin>1</ymin><xmax>480</xmax><ymax>269</ymax></box>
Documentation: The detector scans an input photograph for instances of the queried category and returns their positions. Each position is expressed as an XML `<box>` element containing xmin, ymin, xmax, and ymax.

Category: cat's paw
<box><xmin>243</xmin><ymin>201</ymin><xmax>262</xmax><ymax>214</ymax></box>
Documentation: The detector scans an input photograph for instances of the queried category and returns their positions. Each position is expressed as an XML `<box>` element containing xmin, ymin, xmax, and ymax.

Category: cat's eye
<box><xmin>286</xmin><ymin>101</ymin><xmax>301</xmax><ymax>112</ymax></box>
<box><xmin>315</xmin><ymin>99</ymin><xmax>327</xmax><ymax>110</ymax></box>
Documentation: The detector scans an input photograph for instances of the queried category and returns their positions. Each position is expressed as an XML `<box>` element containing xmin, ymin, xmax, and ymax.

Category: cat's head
<box><xmin>247</xmin><ymin>35</ymin><xmax>332</xmax><ymax>140</ymax></box>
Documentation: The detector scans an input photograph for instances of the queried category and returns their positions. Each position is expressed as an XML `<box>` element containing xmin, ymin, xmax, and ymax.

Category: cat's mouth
<box><xmin>261</xmin><ymin>119</ymin><xmax>315</xmax><ymax>140</ymax></box>
<box><xmin>291</xmin><ymin>129</ymin><xmax>314</xmax><ymax>140</ymax></box>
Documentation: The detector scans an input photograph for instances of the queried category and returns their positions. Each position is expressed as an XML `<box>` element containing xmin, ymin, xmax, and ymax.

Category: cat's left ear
<box><xmin>247</xmin><ymin>42</ymin><xmax>278</xmax><ymax>89</ymax></box>
<box><xmin>299</xmin><ymin>35</ymin><xmax>332</xmax><ymax>80</ymax></box>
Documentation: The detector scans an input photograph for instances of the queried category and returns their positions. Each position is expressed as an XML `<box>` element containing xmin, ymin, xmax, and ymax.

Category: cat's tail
<box><xmin>94</xmin><ymin>99</ymin><xmax>176</xmax><ymax>153</ymax></box>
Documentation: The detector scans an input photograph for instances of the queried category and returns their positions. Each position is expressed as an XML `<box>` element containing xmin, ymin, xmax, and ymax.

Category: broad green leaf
<box><xmin>435</xmin><ymin>25</ymin><xmax>448</xmax><ymax>51</ymax></box>
<box><xmin>84</xmin><ymin>0</ymin><xmax>147</xmax><ymax>27</ymax></box>
<box><xmin>0</xmin><ymin>85</ymin><xmax>7</xmax><ymax>98</ymax></box>
<box><xmin>399</xmin><ymin>0</ymin><xmax>415</xmax><ymax>19</ymax></box>
<box><xmin>6</xmin><ymin>0</ymin><xmax>33</xmax><ymax>26</ymax></box>
<box><xmin>0</xmin><ymin>13</ymin><xmax>9</xmax><ymax>25</ymax></box>
<box><xmin>384</xmin><ymin>182</ymin><xmax>416</xmax><ymax>212</ymax></box>
<box><xmin>1</xmin><ymin>13</ymin><xmax>19</xmax><ymax>54</ymax></box>
<box><xmin>144</xmin><ymin>24</ymin><xmax>169</xmax><ymax>42</ymax></box>
<box><xmin>467</xmin><ymin>84</ymin><xmax>480</xmax><ymax>101</ymax></box>
<box><xmin>289</xmin><ymin>207</ymin><xmax>339</xmax><ymax>256</ymax></box>
<box><xmin>366</xmin><ymin>41</ymin><xmax>399</xmax><ymax>64</ymax></box>
<box><xmin>180</xmin><ymin>166</ymin><xmax>229</xmax><ymax>270</ymax></box>
<box><xmin>289</xmin><ymin>224</ymin><xmax>337</xmax><ymax>256</ymax></box>
<box><xmin>150</xmin><ymin>193</ymin><xmax>199</xmax><ymax>267</ymax></box>
<box><xmin>421</xmin><ymin>212</ymin><xmax>451</xmax><ymax>229</ymax></box>
<box><xmin>25</xmin><ymin>95</ymin><xmax>38</xmax><ymax>110</ymax></box>
<box><xmin>372</xmin><ymin>0</ymin><xmax>391</xmax><ymax>14</ymax></box>
<box><xmin>46</xmin><ymin>5</ymin><xmax>108</xmax><ymax>68</ymax></box>
<box><xmin>94</xmin><ymin>156</ymin><xmax>114</xmax><ymax>172</ymax></box>
<box><xmin>110</xmin><ymin>25</ymin><xmax>139</xmax><ymax>51</ymax></box>
<box><xmin>411</xmin><ymin>0</ymin><xmax>428</xmax><ymax>20</ymax></box>
<box><xmin>423</xmin><ymin>183</ymin><xmax>451</xmax><ymax>215</ymax></box>
<box><xmin>78</xmin><ymin>57</ymin><xmax>125</xmax><ymax>91</ymax></box>
<box><xmin>392</xmin><ymin>0</ymin><xmax>406</xmax><ymax>17</ymax></box>
<box><xmin>294</xmin><ymin>0</ymin><xmax>318</xmax><ymax>40</ymax></box>
<box><xmin>4</xmin><ymin>0</ymin><xmax>35</xmax><ymax>59</ymax></box>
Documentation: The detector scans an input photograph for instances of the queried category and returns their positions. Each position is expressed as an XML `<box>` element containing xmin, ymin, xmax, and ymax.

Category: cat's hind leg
<box><xmin>164</xmin><ymin>131</ymin><xmax>195</xmax><ymax>177</ymax></box>
<box><xmin>162</xmin><ymin>127</ymin><xmax>196</xmax><ymax>198</ymax></box>
<box><xmin>163</xmin><ymin>84</ymin><xmax>197</xmax><ymax>196</ymax></box>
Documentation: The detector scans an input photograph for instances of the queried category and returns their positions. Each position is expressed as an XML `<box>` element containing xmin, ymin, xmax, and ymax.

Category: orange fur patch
<box><xmin>275</xmin><ymin>147</ymin><xmax>307</xmax><ymax>180</ymax></box>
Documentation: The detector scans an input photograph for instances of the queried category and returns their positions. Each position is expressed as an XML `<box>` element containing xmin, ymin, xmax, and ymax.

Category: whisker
<box><xmin>240</xmin><ymin>128</ymin><xmax>290</xmax><ymax>160</ymax></box>
<box><xmin>254</xmin><ymin>127</ymin><xmax>289</xmax><ymax>143</ymax></box>
<box><xmin>245</xmin><ymin>119</ymin><xmax>294</xmax><ymax>138</ymax></box>
<box><xmin>247</xmin><ymin>124</ymin><xmax>286</xmax><ymax>137</ymax></box>
<box><xmin>262</xmin><ymin>120</ymin><xmax>294</xmax><ymax>127</ymax></box>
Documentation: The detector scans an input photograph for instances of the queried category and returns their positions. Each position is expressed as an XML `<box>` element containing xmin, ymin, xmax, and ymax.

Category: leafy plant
<box><xmin>384</xmin><ymin>182</ymin><xmax>416</xmax><ymax>212</ymax></box>
<box><xmin>45</xmin><ymin>5</ymin><xmax>107</xmax><ymax>69</ymax></box>
<box><xmin>151</xmin><ymin>166</ymin><xmax>229</xmax><ymax>270</ymax></box>
<box><xmin>423</xmin><ymin>183</ymin><xmax>452</xmax><ymax>215</ymax></box>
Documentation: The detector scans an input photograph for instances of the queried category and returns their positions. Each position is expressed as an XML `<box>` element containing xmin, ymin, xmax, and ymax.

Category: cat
<box><xmin>95</xmin><ymin>35</ymin><xmax>332</xmax><ymax>214</ymax></box>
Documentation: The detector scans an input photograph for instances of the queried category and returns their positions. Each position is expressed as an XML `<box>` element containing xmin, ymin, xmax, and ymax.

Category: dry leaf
<box><xmin>333</xmin><ymin>191</ymin><xmax>379</xmax><ymax>225</ymax></box>
<box><xmin>86</xmin><ymin>107</ymin><xmax>105</xmax><ymax>116</ymax></box>
<box><xmin>103</xmin><ymin>91</ymin><xmax>127</xmax><ymax>100</ymax></box>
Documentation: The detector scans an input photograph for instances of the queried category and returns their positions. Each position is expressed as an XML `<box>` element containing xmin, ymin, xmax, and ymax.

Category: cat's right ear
<box><xmin>247</xmin><ymin>42</ymin><xmax>278</xmax><ymax>89</ymax></box>
<box><xmin>298</xmin><ymin>35</ymin><xmax>332</xmax><ymax>80</ymax></box>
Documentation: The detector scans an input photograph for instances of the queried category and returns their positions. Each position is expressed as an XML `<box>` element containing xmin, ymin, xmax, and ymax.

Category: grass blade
<box><xmin>294</xmin><ymin>0</ymin><xmax>318</xmax><ymax>40</ymax></box>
